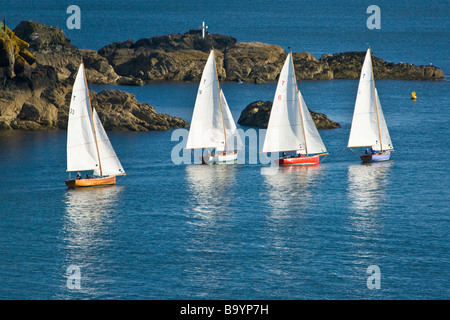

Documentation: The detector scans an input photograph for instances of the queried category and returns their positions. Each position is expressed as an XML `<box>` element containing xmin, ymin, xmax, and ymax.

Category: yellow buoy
<box><xmin>411</xmin><ymin>91</ymin><xmax>417</xmax><ymax>100</ymax></box>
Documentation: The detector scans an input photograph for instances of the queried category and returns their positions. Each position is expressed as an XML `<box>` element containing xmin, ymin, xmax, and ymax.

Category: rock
<box><xmin>98</xmin><ymin>32</ymin><xmax>444</xmax><ymax>82</ymax></box>
<box><xmin>237</xmin><ymin>101</ymin><xmax>272</xmax><ymax>128</ymax></box>
<box><xmin>89</xmin><ymin>90</ymin><xmax>188</xmax><ymax>131</ymax></box>
<box><xmin>0</xmin><ymin>21</ymin><xmax>189</xmax><ymax>131</ymax></box>
<box><xmin>100</xmin><ymin>43</ymin><xmax>218</xmax><ymax>82</ymax></box>
<box><xmin>320</xmin><ymin>51</ymin><xmax>444</xmax><ymax>80</ymax></box>
<box><xmin>13</xmin><ymin>20</ymin><xmax>79</xmax><ymax>81</ymax></box>
<box><xmin>223</xmin><ymin>42</ymin><xmax>287</xmax><ymax>83</ymax></box>
<box><xmin>9</xmin><ymin>21</ymin><xmax>445</xmax><ymax>84</ymax></box>
<box><xmin>237</xmin><ymin>100</ymin><xmax>340</xmax><ymax>129</ymax></box>
<box><xmin>80</xmin><ymin>49</ymin><xmax>120</xmax><ymax>84</ymax></box>
<box><xmin>13</xmin><ymin>21</ymin><xmax>120</xmax><ymax>84</ymax></box>
<box><xmin>293</xmin><ymin>52</ymin><xmax>333</xmax><ymax>80</ymax></box>
<box><xmin>1</xmin><ymin>81</ymin><xmax>189</xmax><ymax>131</ymax></box>
<box><xmin>0</xmin><ymin>22</ymin><xmax>36</xmax><ymax>79</ymax></box>
<box><xmin>116</xmin><ymin>76</ymin><xmax>144</xmax><ymax>86</ymax></box>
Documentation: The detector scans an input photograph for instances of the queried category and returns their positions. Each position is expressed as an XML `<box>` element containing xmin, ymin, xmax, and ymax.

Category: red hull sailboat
<box><xmin>262</xmin><ymin>51</ymin><xmax>328</xmax><ymax>166</ymax></box>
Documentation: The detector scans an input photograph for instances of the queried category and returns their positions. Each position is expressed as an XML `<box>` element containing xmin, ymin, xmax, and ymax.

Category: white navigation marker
<box><xmin>199</xmin><ymin>21</ymin><xmax>208</xmax><ymax>38</ymax></box>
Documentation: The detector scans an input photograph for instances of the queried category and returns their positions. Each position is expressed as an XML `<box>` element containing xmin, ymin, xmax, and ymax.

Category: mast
<box><xmin>214</xmin><ymin>49</ymin><xmax>229</xmax><ymax>154</ymax></box>
<box><xmin>369</xmin><ymin>47</ymin><xmax>383</xmax><ymax>152</ymax></box>
<box><xmin>83</xmin><ymin>62</ymin><xmax>103</xmax><ymax>177</ymax></box>
<box><xmin>290</xmin><ymin>50</ymin><xmax>309</xmax><ymax>156</ymax></box>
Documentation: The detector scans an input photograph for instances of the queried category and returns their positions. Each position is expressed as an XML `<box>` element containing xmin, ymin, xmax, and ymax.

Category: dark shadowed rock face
<box><xmin>237</xmin><ymin>101</ymin><xmax>341</xmax><ymax>130</ymax></box>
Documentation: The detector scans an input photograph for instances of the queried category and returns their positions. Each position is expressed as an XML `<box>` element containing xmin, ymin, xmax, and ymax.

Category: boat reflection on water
<box><xmin>262</xmin><ymin>164</ymin><xmax>322</xmax><ymax>217</ymax></box>
<box><xmin>347</xmin><ymin>161</ymin><xmax>393</xmax><ymax>234</ymax></box>
<box><xmin>185</xmin><ymin>165</ymin><xmax>237</xmax><ymax>224</ymax></box>
<box><xmin>62</xmin><ymin>185</ymin><xmax>123</xmax><ymax>294</ymax></box>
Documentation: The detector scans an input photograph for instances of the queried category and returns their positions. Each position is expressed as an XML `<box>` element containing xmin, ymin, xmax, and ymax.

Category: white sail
<box><xmin>220</xmin><ymin>89</ymin><xmax>244</xmax><ymax>152</ymax></box>
<box><xmin>92</xmin><ymin>109</ymin><xmax>126</xmax><ymax>177</ymax></box>
<box><xmin>67</xmin><ymin>63</ymin><xmax>125</xmax><ymax>177</ymax></box>
<box><xmin>66</xmin><ymin>63</ymin><xmax>99</xmax><ymax>172</ymax></box>
<box><xmin>373</xmin><ymin>88</ymin><xmax>393</xmax><ymax>151</ymax></box>
<box><xmin>297</xmin><ymin>90</ymin><xmax>328</xmax><ymax>155</ymax></box>
<box><xmin>263</xmin><ymin>52</ymin><xmax>327</xmax><ymax>155</ymax></box>
<box><xmin>186</xmin><ymin>50</ymin><xmax>226</xmax><ymax>150</ymax></box>
<box><xmin>348</xmin><ymin>48</ymin><xmax>393</xmax><ymax>151</ymax></box>
<box><xmin>263</xmin><ymin>53</ymin><xmax>303</xmax><ymax>153</ymax></box>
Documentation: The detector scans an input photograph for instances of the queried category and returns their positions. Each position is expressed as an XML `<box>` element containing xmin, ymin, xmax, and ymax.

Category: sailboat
<box><xmin>347</xmin><ymin>47</ymin><xmax>394</xmax><ymax>163</ymax></box>
<box><xmin>262</xmin><ymin>51</ymin><xmax>328</xmax><ymax>166</ymax></box>
<box><xmin>185</xmin><ymin>49</ymin><xmax>243</xmax><ymax>164</ymax></box>
<box><xmin>65</xmin><ymin>63</ymin><xmax>125</xmax><ymax>188</ymax></box>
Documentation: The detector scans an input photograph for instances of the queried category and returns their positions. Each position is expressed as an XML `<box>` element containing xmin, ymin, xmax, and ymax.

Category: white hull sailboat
<box><xmin>347</xmin><ymin>47</ymin><xmax>394</xmax><ymax>163</ymax></box>
<box><xmin>186</xmin><ymin>49</ymin><xmax>243</xmax><ymax>164</ymax></box>
<box><xmin>262</xmin><ymin>51</ymin><xmax>328</xmax><ymax>166</ymax></box>
<box><xmin>65</xmin><ymin>63</ymin><xmax>125</xmax><ymax>188</ymax></box>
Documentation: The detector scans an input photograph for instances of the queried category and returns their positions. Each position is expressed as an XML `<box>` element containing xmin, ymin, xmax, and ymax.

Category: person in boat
<box><xmin>76</xmin><ymin>172</ymin><xmax>81</xmax><ymax>180</ymax></box>
<box><xmin>282</xmin><ymin>152</ymin><xmax>286</xmax><ymax>157</ymax></box>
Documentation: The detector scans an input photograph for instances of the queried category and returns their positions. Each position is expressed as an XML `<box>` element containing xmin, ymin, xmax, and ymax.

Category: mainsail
<box><xmin>262</xmin><ymin>52</ymin><xmax>327</xmax><ymax>155</ymax></box>
<box><xmin>186</xmin><ymin>50</ymin><xmax>243</xmax><ymax>152</ymax></box>
<box><xmin>66</xmin><ymin>63</ymin><xmax>125</xmax><ymax>177</ymax></box>
<box><xmin>66</xmin><ymin>63</ymin><xmax>99</xmax><ymax>172</ymax></box>
<box><xmin>347</xmin><ymin>48</ymin><xmax>393</xmax><ymax>151</ymax></box>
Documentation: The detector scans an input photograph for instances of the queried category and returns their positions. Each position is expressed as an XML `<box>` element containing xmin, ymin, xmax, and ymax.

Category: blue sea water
<box><xmin>1</xmin><ymin>0</ymin><xmax>449</xmax><ymax>300</ymax></box>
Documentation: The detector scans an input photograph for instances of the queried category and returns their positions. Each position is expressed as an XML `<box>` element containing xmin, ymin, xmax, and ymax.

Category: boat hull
<box><xmin>276</xmin><ymin>155</ymin><xmax>320</xmax><ymax>166</ymax></box>
<box><xmin>65</xmin><ymin>176</ymin><xmax>116</xmax><ymax>188</ymax></box>
<box><xmin>201</xmin><ymin>152</ymin><xmax>238</xmax><ymax>164</ymax></box>
<box><xmin>360</xmin><ymin>152</ymin><xmax>391</xmax><ymax>163</ymax></box>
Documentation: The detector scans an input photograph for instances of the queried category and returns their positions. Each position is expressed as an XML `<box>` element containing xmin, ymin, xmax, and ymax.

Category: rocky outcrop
<box><xmin>98</xmin><ymin>32</ymin><xmax>444</xmax><ymax>83</ymax></box>
<box><xmin>13</xmin><ymin>21</ymin><xmax>126</xmax><ymax>85</ymax></box>
<box><xmin>237</xmin><ymin>100</ymin><xmax>340</xmax><ymax>129</ymax></box>
<box><xmin>0</xmin><ymin>21</ymin><xmax>188</xmax><ymax>131</ymax></box>
<box><xmin>1</xmin><ymin>76</ymin><xmax>188</xmax><ymax>131</ymax></box>
<box><xmin>223</xmin><ymin>42</ymin><xmax>287</xmax><ymax>83</ymax></box>
<box><xmin>320</xmin><ymin>52</ymin><xmax>444</xmax><ymax>80</ymax></box>
<box><xmin>292</xmin><ymin>52</ymin><xmax>333</xmax><ymax>80</ymax></box>
<box><xmin>8</xmin><ymin>21</ymin><xmax>445</xmax><ymax>84</ymax></box>
<box><xmin>89</xmin><ymin>90</ymin><xmax>188</xmax><ymax>131</ymax></box>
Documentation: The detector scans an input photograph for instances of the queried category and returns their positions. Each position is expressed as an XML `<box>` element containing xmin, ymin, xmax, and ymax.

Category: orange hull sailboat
<box><xmin>65</xmin><ymin>176</ymin><xmax>116</xmax><ymax>188</ymax></box>
<box><xmin>65</xmin><ymin>63</ymin><xmax>125</xmax><ymax>188</ymax></box>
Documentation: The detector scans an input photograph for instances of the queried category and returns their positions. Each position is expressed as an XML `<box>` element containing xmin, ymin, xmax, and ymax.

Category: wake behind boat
<box><xmin>65</xmin><ymin>63</ymin><xmax>125</xmax><ymax>188</ymax></box>
<box><xmin>185</xmin><ymin>49</ymin><xmax>243</xmax><ymax>164</ymax></box>
<box><xmin>262</xmin><ymin>51</ymin><xmax>328</xmax><ymax>166</ymax></box>
<box><xmin>347</xmin><ymin>47</ymin><xmax>394</xmax><ymax>163</ymax></box>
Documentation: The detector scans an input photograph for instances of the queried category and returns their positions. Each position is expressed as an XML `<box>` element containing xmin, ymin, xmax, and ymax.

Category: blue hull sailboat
<box><xmin>348</xmin><ymin>47</ymin><xmax>394</xmax><ymax>163</ymax></box>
